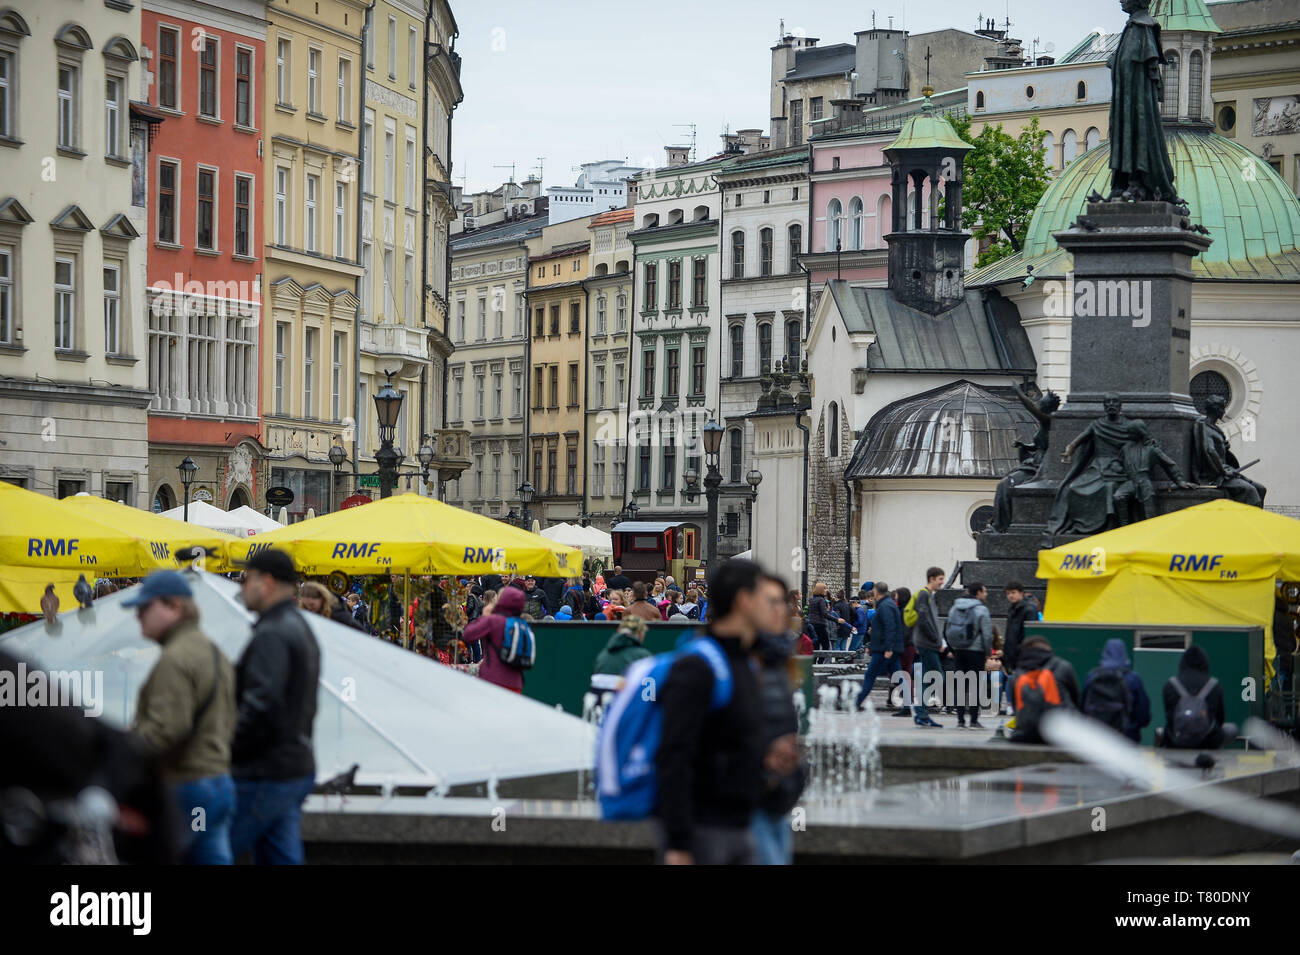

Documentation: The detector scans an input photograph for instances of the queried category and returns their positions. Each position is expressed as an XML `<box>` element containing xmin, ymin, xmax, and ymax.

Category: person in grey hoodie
<box><xmin>910</xmin><ymin>567</ymin><xmax>947</xmax><ymax>727</ymax></box>
<box><xmin>944</xmin><ymin>582</ymin><xmax>993</xmax><ymax>728</ymax></box>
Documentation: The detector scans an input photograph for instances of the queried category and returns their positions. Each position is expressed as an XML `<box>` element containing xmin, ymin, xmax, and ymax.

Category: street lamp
<box><xmin>328</xmin><ymin>442</ymin><xmax>347</xmax><ymax>512</ymax></box>
<box><xmin>745</xmin><ymin>466</ymin><xmax>763</xmax><ymax>552</ymax></box>
<box><xmin>417</xmin><ymin>436</ymin><xmax>436</xmax><ymax>493</ymax></box>
<box><xmin>177</xmin><ymin>456</ymin><xmax>197</xmax><ymax>522</ymax></box>
<box><xmin>701</xmin><ymin>419</ymin><xmax>724</xmax><ymax>576</ymax></box>
<box><xmin>372</xmin><ymin>371</ymin><xmax>404</xmax><ymax>499</ymax></box>
<box><xmin>518</xmin><ymin>479</ymin><xmax>535</xmax><ymax>530</ymax></box>
<box><xmin>623</xmin><ymin>500</ymin><xmax>639</xmax><ymax>523</ymax></box>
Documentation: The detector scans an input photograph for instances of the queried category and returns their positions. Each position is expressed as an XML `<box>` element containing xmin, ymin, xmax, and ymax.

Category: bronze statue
<box><xmin>1049</xmin><ymin>393</ymin><xmax>1133</xmax><ymax>536</ymax></box>
<box><xmin>1106</xmin><ymin>0</ymin><xmax>1178</xmax><ymax>202</ymax></box>
<box><xmin>1114</xmin><ymin>420</ymin><xmax>1195</xmax><ymax>524</ymax></box>
<box><xmin>1191</xmin><ymin>394</ymin><xmax>1266</xmax><ymax>506</ymax></box>
<box><xmin>992</xmin><ymin>384</ymin><xmax>1060</xmax><ymax>532</ymax></box>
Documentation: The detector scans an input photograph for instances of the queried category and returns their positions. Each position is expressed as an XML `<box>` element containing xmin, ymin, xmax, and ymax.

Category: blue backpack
<box><xmin>498</xmin><ymin>616</ymin><xmax>536</xmax><ymax>669</ymax></box>
<box><xmin>595</xmin><ymin>636</ymin><xmax>733</xmax><ymax>820</ymax></box>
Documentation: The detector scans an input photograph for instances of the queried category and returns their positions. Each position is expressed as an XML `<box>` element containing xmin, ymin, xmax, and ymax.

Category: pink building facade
<box><xmin>804</xmin><ymin>134</ymin><xmax>894</xmax><ymax>293</ymax></box>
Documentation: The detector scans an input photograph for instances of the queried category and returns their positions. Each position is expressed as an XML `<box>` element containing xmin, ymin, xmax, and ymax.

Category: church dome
<box><xmin>846</xmin><ymin>380</ymin><xmax>1037</xmax><ymax>480</ymax></box>
<box><xmin>969</xmin><ymin>126</ymin><xmax>1300</xmax><ymax>284</ymax></box>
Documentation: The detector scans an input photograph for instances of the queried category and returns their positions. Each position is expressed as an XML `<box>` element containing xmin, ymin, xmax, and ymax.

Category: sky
<box><xmin>449</xmin><ymin>0</ymin><xmax>1132</xmax><ymax>194</ymax></box>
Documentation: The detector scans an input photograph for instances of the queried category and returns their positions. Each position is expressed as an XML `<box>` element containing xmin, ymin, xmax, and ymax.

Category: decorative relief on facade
<box><xmin>1253</xmin><ymin>95</ymin><xmax>1300</xmax><ymax>136</ymax></box>
<box><xmin>365</xmin><ymin>80</ymin><xmax>419</xmax><ymax>118</ymax></box>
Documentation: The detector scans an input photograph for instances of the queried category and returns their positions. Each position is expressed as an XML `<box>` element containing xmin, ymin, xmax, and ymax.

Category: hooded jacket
<box><xmin>914</xmin><ymin>588</ymin><xmax>943</xmax><ymax>651</ymax></box>
<box><xmin>591</xmin><ymin>629</ymin><xmax>653</xmax><ymax>677</ymax></box>
<box><xmin>463</xmin><ymin>586</ymin><xmax>527</xmax><ymax>692</ymax></box>
<box><xmin>1002</xmin><ymin>594</ymin><xmax>1039</xmax><ymax>670</ymax></box>
<box><xmin>868</xmin><ymin>596</ymin><xmax>904</xmax><ymax>654</ymax></box>
<box><xmin>1013</xmin><ymin>640</ymin><xmax>1081</xmax><ymax>709</ymax></box>
<box><xmin>945</xmin><ymin>597</ymin><xmax>993</xmax><ymax>655</ymax></box>
<box><xmin>1162</xmin><ymin>644</ymin><xmax>1225</xmax><ymax>737</ymax></box>
<box><xmin>1083</xmin><ymin>638</ymin><xmax>1151</xmax><ymax>742</ymax></box>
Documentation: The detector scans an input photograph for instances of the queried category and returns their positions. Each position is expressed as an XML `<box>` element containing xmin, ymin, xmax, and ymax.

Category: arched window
<box><xmin>787</xmin><ymin>223</ymin><xmax>801</xmax><ymax>272</ymax></box>
<box><xmin>1190</xmin><ymin>369</ymin><xmax>1232</xmax><ymax>416</ymax></box>
<box><xmin>1076</xmin><ymin>80</ymin><xmax>1086</xmax><ymax>100</ymax></box>
<box><xmin>1042</xmin><ymin>130</ymin><xmax>1056</xmax><ymax>169</ymax></box>
<box><xmin>758</xmin><ymin>322</ymin><xmax>772</xmax><ymax>375</ymax></box>
<box><xmin>1085</xmin><ymin>127</ymin><xmax>1100</xmax><ymax>151</ymax></box>
<box><xmin>1188</xmin><ymin>50</ymin><xmax>1203</xmax><ymax>120</ymax></box>
<box><xmin>731</xmin><ymin>230</ymin><xmax>745</xmax><ymax>278</ymax></box>
<box><xmin>828</xmin><ymin>402</ymin><xmax>839</xmax><ymax>457</ymax></box>
<box><xmin>849</xmin><ymin>197</ymin><xmax>864</xmax><ymax>250</ymax></box>
<box><xmin>975</xmin><ymin>90</ymin><xmax>985</xmax><ymax>109</ymax></box>
<box><xmin>730</xmin><ymin>323</ymin><xmax>744</xmax><ymax>377</ymax></box>
<box><xmin>1062</xmin><ymin>129</ymin><xmax>1078</xmax><ymax>166</ymax></box>
<box><xmin>1161</xmin><ymin>51</ymin><xmax>1180</xmax><ymax>119</ymax></box>
<box><xmin>827</xmin><ymin>198</ymin><xmax>843</xmax><ymax>251</ymax></box>
<box><xmin>759</xmin><ymin>227</ymin><xmax>773</xmax><ymax>276</ymax></box>
<box><xmin>729</xmin><ymin>428</ymin><xmax>743</xmax><ymax>483</ymax></box>
<box><xmin>877</xmin><ymin>195</ymin><xmax>891</xmax><ymax>241</ymax></box>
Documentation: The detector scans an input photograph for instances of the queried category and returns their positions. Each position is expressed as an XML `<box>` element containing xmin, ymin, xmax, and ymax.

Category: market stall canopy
<box><xmin>0</xmin><ymin>571</ymin><xmax>596</xmax><ymax>788</ymax></box>
<box><xmin>63</xmin><ymin>494</ymin><xmax>238</xmax><ymax>569</ymax></box>
<box><xmin>226</xmin><ymin>495</ymin><xmax>583</xmax><ymax>577</ymax></box>
<box><xmin>228</xmin><ymin>505</ymin><xmax>284</xmax><ymax>534</ymax></box>
<box><xmin>1037</xmin><ymin>500</ymin><xmax>1300</xmax><ymax>666</ymax></box>
<box><xmin>540</xmin><ymin>522</ymin><xmax>612</xmax><ymax>558</ymax></box>
<box><xmin>159</xmin><ymin>500</ymin><xmax>263</xmax><ymax>538</ymax></box>
<box><xmin>0</xmin><ymin>482</ymin><xmax>217</xmax><ymax>577</ymax></box>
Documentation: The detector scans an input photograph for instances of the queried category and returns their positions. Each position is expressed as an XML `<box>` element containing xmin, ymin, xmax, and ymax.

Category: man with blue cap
<box><xmin>127</xmin><ymin>570</ymin><xmax>236</xmax><ymax>864</ymax></box>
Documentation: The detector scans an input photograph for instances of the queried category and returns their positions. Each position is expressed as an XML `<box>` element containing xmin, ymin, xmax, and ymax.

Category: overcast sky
<box><xmin>449</xmin><ymin>0</ymin><xmax>1130</xmax><ymax>194</ymax></box>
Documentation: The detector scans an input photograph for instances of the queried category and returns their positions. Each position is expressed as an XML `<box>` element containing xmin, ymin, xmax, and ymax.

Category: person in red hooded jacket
<box><xmin>462</xmin><ymin>584</ymin><xmax>527</xmax><ymax>693</ymax></box>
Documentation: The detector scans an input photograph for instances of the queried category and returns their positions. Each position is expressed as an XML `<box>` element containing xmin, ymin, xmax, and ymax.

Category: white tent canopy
<box><xmin>540</xmin><ymin>522</ymin><xmax>612</xmax><ymax>558</ymax></box>
<box><xmin>159</xmin><ymin>500</ymin><xmax>264</xmax><ymax>538</ymax></box>
<box><xmin>229</xmin><ymin>505</ymin><xmax>284</xmax><ymax>534</ymax></box>
<box><xmin>0</xmin><ymin>573</ymin><xmax>595</xmax><ymax>788</ymax></box>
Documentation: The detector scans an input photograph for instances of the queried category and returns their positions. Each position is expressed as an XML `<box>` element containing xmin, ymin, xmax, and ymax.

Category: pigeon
<box><xmin>1075</xmin><ymin>216</ymin><xmax>1100</xmax><ymax>232</ymax></box>
<box><xmin>318</xmin><ymin>763</ymin><xmax>359</xmax><ymax>797</ymax></box>
<box><xmin>40</xmin><ymin>584</ymin><xmax>60</xmax><ymax>624</ymax></box>
<box><xmin>73</xmin><ymin>574</ymin><xmax>94</xmax><ymax>609</ymax></box>
<box><xmin>1193</xmin><ymin>223</ymin><xmax>1211</xmax><ymax>235</ymax></box>
<box><xmin>1086</xmin><ymin>189</ymin><xmax>1105</xmax><ymax>204</ymax></box>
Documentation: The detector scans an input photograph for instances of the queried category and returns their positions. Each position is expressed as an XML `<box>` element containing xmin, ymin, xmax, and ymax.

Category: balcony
<box><xmin>360</xmin><ymin>320</ymin><xmax>430</xmax><ymax>378</ymax></box>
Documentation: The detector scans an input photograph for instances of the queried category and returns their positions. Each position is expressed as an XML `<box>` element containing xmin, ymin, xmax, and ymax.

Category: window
<box><xmin>760</xmin><ymin>228</ymin><xmax>773</xmax><ymax>275</ymax></box>
<box><xmin>735</xmin><ymin>193</ymin><xmax>743</xmax><ymax>207</ymax></box>
<box><xmin>307</xmin><ymin>48</ymin><xmax>321</xmax><ymax>114</ymax></box>
<box><xmin>641</xmin><ymin>348</ymin><xmax>655</xmax><ymax>399</ymax></box>
<box><xmin>337</xmin><ymin>57</ymin><xmax>350</xmax><ymax>121</ymax></box>
<box><xmin>57</xmin><ymin>65</ymin><xmax>77</xmax><ymax>149</ymax></box>
<box><xmin>105</xmin><ymin>77</ymin><xmax>122</xmax><ymax>156</ymax></box>
<box><xmin>810</xmin><ymin>96</ymin><xmax>823</xmax><ymax>121</ymax></box>
<box><xmin>533</xmin><ymin>366</ymin><xmax>543</xmax><ymax>408</ymax></box>
<box><xmin>382</xmin><ymin>248</ymin><xmax>393</xmax><ymax>317</ymax></box>
<box><xmin>361</xmin><ymin>241</ymin><xmax>373</xmax><ymax>319</ymax></box>
<box><xmin>533</xmin><ymin>307</ymin><xmax>544</xmax><ymax>338</ymax></box>
<box><xmin>331</xmin><ymin>332</ymin><xmax>343</xmax><ymax>420</ymax></box>
<box><xmin>452</xmin><ymin>373</ymin><xmax>463</xmax><ymax>421</ymax></box>
<box><xmin>235</xmin><ymin>48</ymin><xmax>253</xmax><ymax>127</ymax></box>
<box><xmin>759</xmin><ymin>322</ymin><xmax>772</xmax><ymax>374</ymax></box>
<box><xmin>567</xmin><ymin>448</ymin><xmax>577</xmax><ymax>494</ymax></box>
<box><xmin>691</xmin><ymin>345</ymin><xmax>706</xmax><ymax>396</ymax></box>
<box><xmin>477</xmin><ymin>297</ymin><xmax>486</xmax><ymax>339</ymax></box>
<box><xmin>664</xmin><ymin>348</ymin><xmax>679</xmax><ymax>397</ymax></box>
<box><xmin>474</xmin><ymin>371</ymin><xmax>484</xmax><ymax>418</ymax></box>
<box><xmin>387</xmin><ymin>17</ymin><xmax>397</xmax><ymax>79</ymax></box>
<box><xmin>662</xmin><ymin>433</ymin><xmax>676</xmax><ymax>490</ymax></box>
<box><xmin>592</xmin><ymin>441</ymin><xmax>605</xmax><ymax>495</ymax></box>
<box><xmin>790</xmin><ymin>99</ymin><xmax>803</xmax><ymax>146</ymax></box>
<box><xmin>1190</xmin><ymin>370</ymin><xmax>1232</xmax><ymax>416</ymax></box>
<box><xmin>732</xmin><ymin>231</ymin><xmax>745</xmax><ymax>278</ymax></box>
<box><xmin>511</xmin><ymin>369</ymin><xmax>522</xmax><ymax>416</ymax></box>
<box><xmin>595</xmin><ymin>363</ymin><xmax>606</xmax><ymax>407</ymax></box>
<box><xmin>408</xmin><ymin>26</ymin><xmax>418</xmax><ymax>88</ymax></box>
<box><xmin>730</xmin><ymin>324</ymin><xmax>744</xmax><ymax>377</ymax></box>
<box><xmin>975</xmin><ymin>90</ymin><xmax>986</xmax><ymax>109</ymax></box>
<box><xmin>828</xmin><ymin>198</ymin><xmax>843</xmax><ymax>251</ymax></box>
<box><xmin>1188</xmin><ymin>50</ymin><xmax>1203</xmax><ymax>120</ymax></box>
<box><xmin>1076</xmin><ymin>81</ymin><xmax>1086</xmax><ymax>101</ymax></box>
<box><xmin>405</xmin><ymin>254</ymin><xmax>415</xmax><ymax>321</ymax></box>
<box><xmin>334</xmin><ymin>182</ymin><xmax>346</xmax><ymax>256</ymax></box>
<box><xmin>788</xmin><ymin>224</ymin><xmax>802</xmax><ymax>272</ymax></box>
<box><xmin>363</xmin><ymin>113</ymin><xmax>374</xmax><ymax>194</ymax></box>
<box><xmin>102</xmin><ymin>264</ymin><xmax>120</xmax><ymax>354</ymax></box>
<box><xmin>1061</xmin><ymin>129</ymin><xmax>1078</xmax><ymax>166</ymax></box>
<box><xmin>405</xmin><ymin>131</ymin><xmax>416</xmax><ymax>207</ymax></box>
<box><xmin>199</xmin><ymin>37</ymin><xmax>217</xmax><ymax>118</ymax></box>
<box><xmin>667</xmin><ymin>260</ymin><xmax>681</xmax><ymax>309</ymax></box>
<box><xmin>533</xmin><ymin>449</ymin><xmax>543</xmax><ymax>490</ymax></box>
<box><xmin>614</xmin><ymin>361</ymin><xmax>625</xmax><ymax>404</ymax></box>
<box><xmin>492</xmin><ymin>371</ymin><xmax>502</xmax><ymax>418</ymax></box>
<box><xmin>275</xmin><ymin>167</ymin><xmax>289</xmax><ymax>244</ymax></box>
<box><xmin>596</xmin><ymin>296</ymin><xmax>607</xmax><ymax>334</ymax></box>
<box><xmin>638</xmin><ymin>442</ymin><xmax>651</xmax><ymax>491</ymax></box>
<box><xmin>730</xmin><ymin>429</ymin><xmax>742</xmax><ymax>483</ymax></box>
<box><xmin>643</xmin><ymin>262</ymin><xmax>657</xmax><ymax>310</ymax></box>
<box><xmin>276</xmin><ymin>39</ymin><xmax>291</xmax><ymax>105</ymax></box>
<box><xmin>196</xmin><ymin>168</ymin><xmax>215</xmax><ymax>251</ymax></box>
<box><xmin>156</xmin><ymin>27</ymin><xmax>179</xmax><ymax>111</ymax></box>
<box><xmin>304</xmin><ymin>173</ymin><xmax>319</xmax><ymax>252</ymax></box>
<box><xmin>549</xmin><ymin>304</ymin><xmax>559</xmax><ymax>336</ymax></box>
<box><xmin>303</xmin><ymin>328</ymin><xmax>316</xmax><ymax>417</ymax></box>
<box><xmin>0</xmin><ymin>246</ymin><xmax>12</xmax><ymax>344</ymax></box>
<box><xmin>384</xmin><ymin>125</ymin><xmax>395</xmax><ymax>201</ymax></box>
<box><xmin>548</xmin><ymin>450</ymin><xmax>557</xmax><ymax>494</ymax></box>
<box><xmin>692</xmin><ymin>257</ymin><xmax>706</xmax><ymax>305</ymax></box>
<box><xmin>569</xmin><ymin>362</ymin><xmax>579</xmax><ymax>406</ymax></box>
<box><xmin>158</xmin><ymin>160</ymin><xmax>178</xmax><ymax>244</ymax></box>
<box><xmin>274</xmin><ymin>323</ymin><xmax>287</xmax><ymax>413</ymax></box>
<box><xmin>548</xmin><ymin>365</ymin><xmax>558</xmax><ymax>408</ymax></box>
<box><xmin>1161</xmin><ymin>51</ymin><xmax>1180</xmax><ymax>120</ymax></box>
<box><xmin>786</xmin><ymin>318</ymin><xmax>801</xmax><ymax>367</ymax></box>
<box><xmin>0</xmin><ymin>51</ymin><xmax>11</xmax><ymax>139</ymax></box>
<box><xmin>570</xmin><ymin>301</ymin><xmax>580</xmax><ymax>333</ymax></box>
<box><xmin>616</xmin><ymin>293</ymin><xmax>627</xmax><ymax>331</ymax></box>
<box><xmin>849</xmin><ymin>197</ymin><xmax>864</xmax><ymax>249</ymax></box>
<box><xmin>492</xmin><ymin>453</ymin><xmax>501</xmax><ymax>498</ymax></box>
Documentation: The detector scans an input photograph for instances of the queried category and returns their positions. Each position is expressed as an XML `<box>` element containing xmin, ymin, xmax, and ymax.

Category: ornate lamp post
<box><xmin>372</xmin><ymin>372</ymin><xmax>404</xmax><ymax>500</ymax></box>
<box><xmin>177</xmin><ymin>456</ymin><xmax>197</xmax><ymax>522</ymax></box>
<box><xmin>328</xmin><ymin>442</ymin><xmax>347</xmax><ymax>512</ymax></box>
<box><xmin>684</xmin><ymin>419</ymin><xmax>725</xmax><ymax>576</ymax></box>
<box><xmin>417</xmin><ymin>437</ymin><xmax>436</xmax><ymax>494</ymax></box>
<box><xmin>518</xmin><ymin>480</ymin><xmax>535</xmax><ymax>530</ymax></box>
<box><xmin>746</xmin><ymin>466</ymin><xmax>763</xmax><ymax>550</ymax></box>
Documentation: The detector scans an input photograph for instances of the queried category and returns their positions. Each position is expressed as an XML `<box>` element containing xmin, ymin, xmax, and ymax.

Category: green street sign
<box><xmin>358</xmin><ymin>474</ymin><xmax>380</xmax><ymax>488</ymax></box>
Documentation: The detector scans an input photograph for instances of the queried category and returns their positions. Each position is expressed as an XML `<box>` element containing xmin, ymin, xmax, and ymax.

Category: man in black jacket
<box><xmin>231</xmin><ymin>549</ymin><xmax>321</xmax><ymax>864</ymax></box>
<box><xmin>656</xmin><ymin>558</ymin><xmax>766</xmax><ymax>865</ymax></box>
<box><xmin>606</xmin><ymin>565</ymin><xmax>632</xmax><ymax>592</ymax></box>
<box><xmin>910</xmin><ymin>567</ymin><xmax>947</xmax><ymax>727</ymax></box>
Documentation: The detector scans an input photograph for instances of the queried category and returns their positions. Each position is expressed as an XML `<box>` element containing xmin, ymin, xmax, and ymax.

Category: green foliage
<box><xmin>948</xmin><ymin>114</ymin><xmax>1053</xmax><ymax>268</ymax></box>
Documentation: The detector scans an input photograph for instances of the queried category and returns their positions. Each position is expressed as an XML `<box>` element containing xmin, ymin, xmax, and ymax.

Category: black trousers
<box><xmin>953</xmin><ymin>649</ymin><xmax>988</xmax><ymax>723</ymax></box>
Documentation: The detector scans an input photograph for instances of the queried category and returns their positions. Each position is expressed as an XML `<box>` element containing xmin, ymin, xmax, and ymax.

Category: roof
<box><xmin>826</xmin><ymin>280</ymin><xmax>1037</xmax><ymax>373</ymax></box>
<box><xmin>967</xmin><ymin>126</ymin><xmax>1300</xmax><ymax>285</ymax></box>
<box><xmin>1152</xmin><ymin>0</ymin><xmax>1223</xmax><ymax>32</ymax></box>
<box><xmin>589</xmin><ymin>208</ymin><xmax>634</xmax><ymax>227</ymax></box>
<box><xmin>530</xmin><ymin>241</ymin><xmax>590</xmax><ymax>262</ymax></box>
<box><xmin>785</xmin><ymin>43</ymin><xmax>857</xmax><ymax>82</ymax></box>
<box><xmin>719</xmin><ymin>145</ymin><xmax>809</xmax><ymax>176</ymax></box>
<box><xmin>846</xmin><ymin>380</ymin><xmax>1038</xmax><ymax>480</ymax></box>
<box><xmin>451</xmin><ymin>214</ymin><xmax>547</xmax><ymax>251</ymax></box>
<box><xmin>1057</xmin><ymin>31</ymin><xmax>1122</xmax><ymax>65</ymax></box>
<box><xmin>611</xmin><ymin>521</ymin><xmax>701</xmax><ymax>534</ymax></box>
<box><xmin>885</xmin><ymin>96</ymin><xmax>974</xmax><ymax>154</ymax></box>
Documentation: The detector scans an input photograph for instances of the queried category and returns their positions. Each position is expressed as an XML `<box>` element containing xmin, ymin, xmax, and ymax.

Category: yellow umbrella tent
<box><xmin>59</xmin><ymin>494</ymin><xmax>239</xmax><ymax>570</ymax></box>
<box><xmin>1037</xmin><ymin>500</ymin><xmax>1300</xmax><ymax>668</ymax></box>
<box><xmin>226</xmin><ymin>494</ymin><xmax>582</xmax><ymax>577</ymax></box>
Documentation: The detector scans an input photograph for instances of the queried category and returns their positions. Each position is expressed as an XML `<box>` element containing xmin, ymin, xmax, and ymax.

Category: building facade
<box><xmin>141</xmin><ymin>0</ymin><xmax>267</xmax><ymax>514</ymax></box>
<box><xmin>548</xmin><ymin>159</ymin><xmax>642</xmax><ymax>225</ymax></box>
<box><xmin>259</xmin><ymin>0</ymin><xmax>365</xmax><ymax>519</ymax></box>
<box><xmin>0</xmin><ymin>6</ymin><xmax>153</xmax><ymax>503</ymax></box>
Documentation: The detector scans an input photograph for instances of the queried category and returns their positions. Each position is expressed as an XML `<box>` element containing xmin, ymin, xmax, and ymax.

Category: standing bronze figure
<box><xmin>1107</xmin><ymin>0</ymin><xmax>1178</xmax><ymax>202</ymax></box>
<box><xmin>1191</xmin><ymin>394</ymin><xmax>1267</xmax><ymax>506</ymax></box>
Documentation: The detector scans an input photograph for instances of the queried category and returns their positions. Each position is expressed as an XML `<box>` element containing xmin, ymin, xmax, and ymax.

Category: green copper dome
<box><xmin>968</xmin><ymin>126</ymin><xmax>1300</xmax><ymax>284</ymax></box>
<box><xmin>1150</xmin><ymin>0</ymin><xmax>1222</xmax><ymax>33</ymax></box>
<box><xmin>885</xmin><ymin>97</ymin><xmax>973</xmax><ymax>155</ymax></box>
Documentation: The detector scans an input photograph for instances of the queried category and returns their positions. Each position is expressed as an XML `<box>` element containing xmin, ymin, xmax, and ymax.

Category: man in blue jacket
<box><xmin>855</xmin><ymin>582</ymin><xmax>903</xmax><ymax>710</ymax></box>
<box><xmin>1082</xmin><ymin>638</ymin><xmax>1151</xmax><ymax>742</ymax></box>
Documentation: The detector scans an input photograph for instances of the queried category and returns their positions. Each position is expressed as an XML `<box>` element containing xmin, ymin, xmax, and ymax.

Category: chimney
<box><xmin>665</xmin><ymin>145</ymin><xmax>691</xmax><ymax>167</ymax></box>
<box><xmin>771</xmin><ymin>117</ymin><xmax>788</xmax><ymax>150</ymax></box>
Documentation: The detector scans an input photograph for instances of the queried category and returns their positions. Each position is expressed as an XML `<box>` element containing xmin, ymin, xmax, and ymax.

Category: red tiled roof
<box><xmin>590</xmin><ymin>208</ymin><xmax>634</xmax><ymax>227</ymax></box>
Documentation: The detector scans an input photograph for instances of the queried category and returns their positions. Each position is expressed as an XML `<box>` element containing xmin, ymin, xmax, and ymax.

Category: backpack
<box><xmin>1012</xmin><ymin>667</ymin><xmax>1063</xmax><ymax>743</ymax></box>
<box><xmin>903</xmin><ymin>590</ymin><xmax>920</xmax><ymax>628</ymax></box>
<box><xmin>683</xmin><ymin>604</ymin><xmax>700</xmax><ymax>621</ymax></box>
<box><xmin>944</xmin><ymin>605</ymin><xmax>978</xmax><ymax>650</ymax></box>
<box><xmin>1168</xmin><ymin>676</ymin><xmax>1218</xmax><ymax>747</ymax></box>
<box><xmin>595</xmin><ymin>636</ymin><xmax>732</xmax><ymax>820</ymax></box>
<box><xmin>498</xmin><ymin>616</ymin><xmax>537</xmax><ymax>670</ymax></box>
<box><xmin>1083</xmin><ymin>667</ymin><xmax>1132</xmax><ymax>732</ymax></box>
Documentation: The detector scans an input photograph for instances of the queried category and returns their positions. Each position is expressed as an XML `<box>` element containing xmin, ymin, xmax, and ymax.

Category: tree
<box><xmin>948</xmin><ymin>114</ymin><xmax>1052</xmax><ymax>269</ymax></box>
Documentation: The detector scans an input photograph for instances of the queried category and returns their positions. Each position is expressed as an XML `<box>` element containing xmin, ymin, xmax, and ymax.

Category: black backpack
<box><xmin>1169</xmin><ymin>676</ymin><xmax>1217</xmax><ymax>747</ymax></box>
<box><xmin>1083</xmin><ymin>667</ymin><xmax>1132</xmax><ymax>732</ymax></box>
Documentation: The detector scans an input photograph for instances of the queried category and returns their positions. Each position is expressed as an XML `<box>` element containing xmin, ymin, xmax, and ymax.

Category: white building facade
<box><xmin>548</xmin><ymin>159</ymin><xmax>643</xmax><ymax>225</ymax></box>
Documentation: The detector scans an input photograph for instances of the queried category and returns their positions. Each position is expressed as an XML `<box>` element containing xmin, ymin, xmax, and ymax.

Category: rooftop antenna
<box><xmin>534</xmin><ymin>157</ymin><xmax>545</xmax><ymax>183</ymax></box>
<box><xmin>925</xmin><ymin>45</ymin><xmax>932</xmax><ymax>87</ymax></box>
<box><xmin>493</xmin><ymin>162</ymin><xmax>517</xmax><ymax>184</ymax></box>
<box><xmin>673</xmin><ymin>123</ymin><xmax>698</xmax><ymax>162</ymax></box>
<box><xmin>872</xmin><ymin>10</ymin><xmax>876</xmax><ymax>29</ymax></box>
<box><xmin>888</xmin><ymin>15</ymin><xmax>894</xmax><ymax>29</ymax></box>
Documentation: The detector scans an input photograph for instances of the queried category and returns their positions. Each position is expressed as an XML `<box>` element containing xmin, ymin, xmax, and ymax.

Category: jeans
<box><xmin>750</xmin><ymin>810</ymin><xmax>793</xmax><ymax>865</ymax></box>
<box><xmin>912</xmin><ymin>648</ymin><xmax>944</xmax><ymax>721</ymax></box>
<box><xmin>230</xmin><ymin>774</ymin><xmax>316</xmax><ymax>865</ymax></box>
<box><xmin>855</xmin><ymin>652</ymin><xmax>900</xmax><ymax>709</ymax></box>
<box><xmin>953</xmin><ymin>649</ymin><xmax>987</xmax><ymax>723</ymax></box>
<box><xmin>848</xmin><ymin>629</ymin><xmax>865</xmax><ymax>653</ymax></box>
<box><xmin>655</xmin><ymin>823</ymin><xmax>755</xmax><ymax>865</ymax></box>
<box><xmin>173</xmin><ymin>774</ymin><xmax>235</xmax><ymax>865</ymax></box>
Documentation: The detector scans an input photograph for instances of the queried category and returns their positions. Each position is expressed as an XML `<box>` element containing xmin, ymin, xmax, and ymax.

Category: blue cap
<box><xmin>121</xmin><ymin>570</ymin><xmax>193</xmax><ymax>607</ymax></box>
